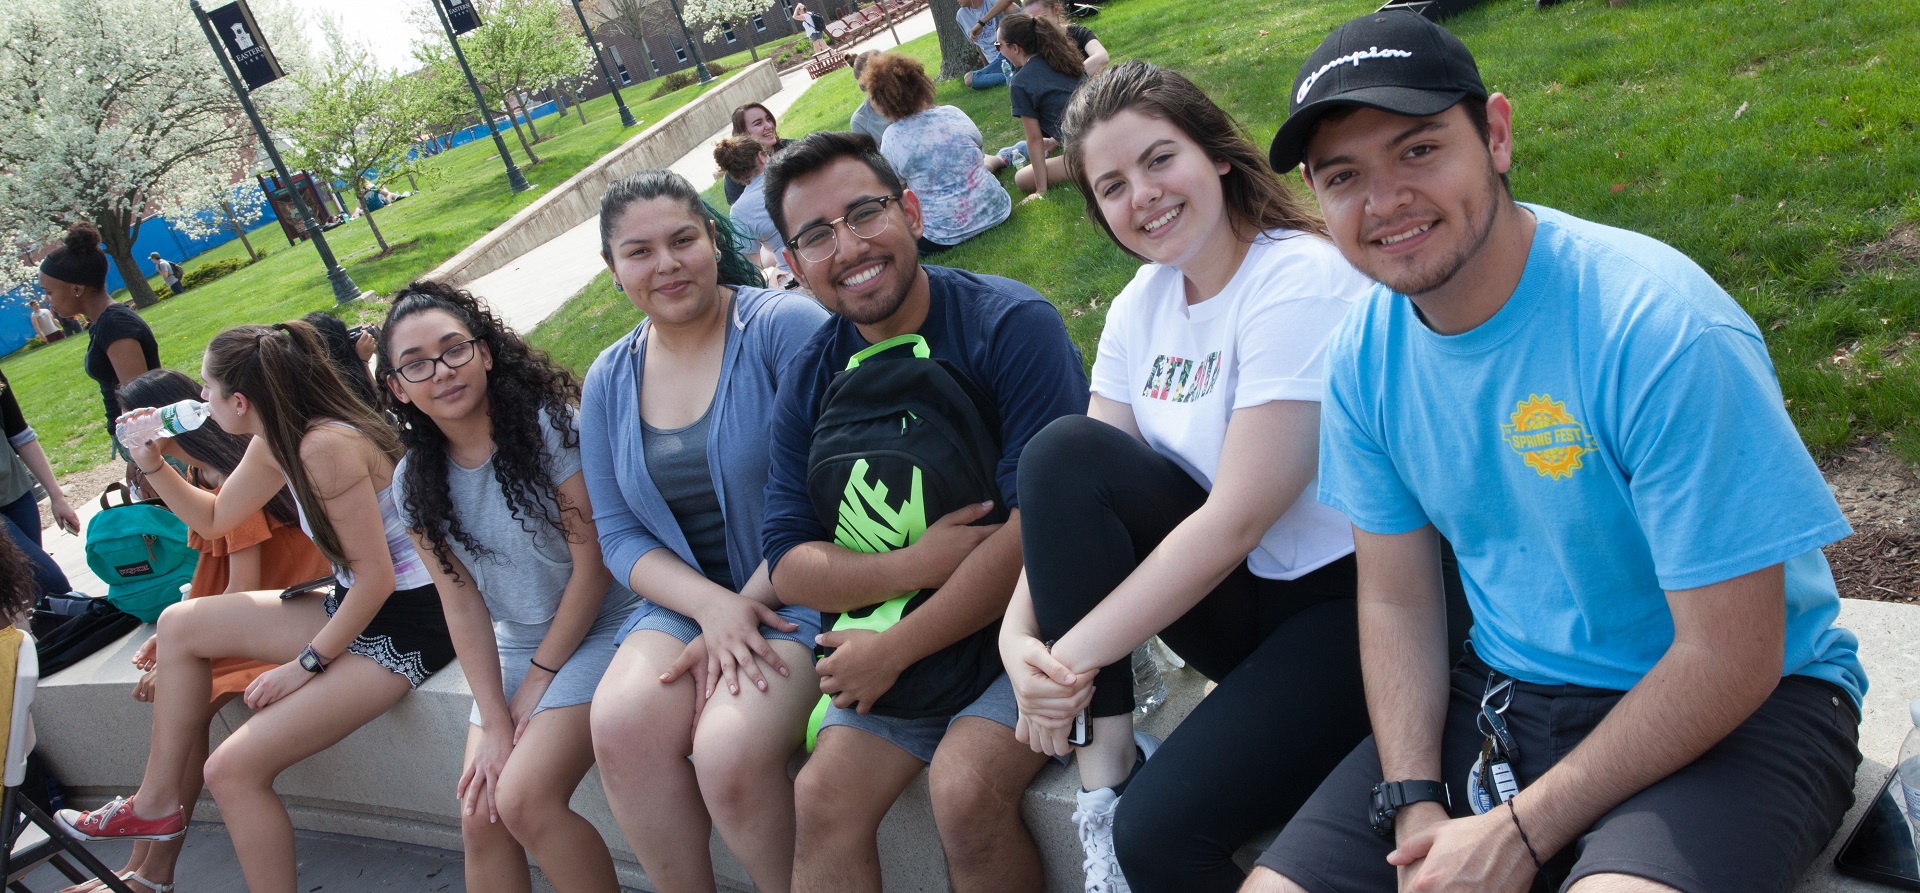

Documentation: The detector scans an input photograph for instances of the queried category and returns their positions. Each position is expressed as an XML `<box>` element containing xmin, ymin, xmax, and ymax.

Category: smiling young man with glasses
<box><xmin>758</xmin><ymin>131</ymin><xmax>1088</xmax><ymax>893</ymax></box>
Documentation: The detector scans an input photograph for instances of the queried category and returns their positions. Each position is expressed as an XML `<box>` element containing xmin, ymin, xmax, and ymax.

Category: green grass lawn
<box><xmin>536</xmin><ymin>0</ymin><xmax>1920</xmax><ymax>464</ymax></box>
<box><xmin>1</xmin><ymin>67</ymin><xmax>754</xmax><ymax>476</ymax></box>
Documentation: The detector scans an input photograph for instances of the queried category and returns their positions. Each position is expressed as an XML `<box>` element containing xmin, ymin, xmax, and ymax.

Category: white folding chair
<box><xmin>0</xmin><ymin>630</ymin><xmax>135</xmax><ymax>893</ymax></box>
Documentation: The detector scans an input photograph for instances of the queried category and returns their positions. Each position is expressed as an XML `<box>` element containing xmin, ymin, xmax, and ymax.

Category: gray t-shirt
<box><xmin>643</xmin><ymin>404</ymin><xmax>735</xmax><ymax>590</ymax></box>
<box><xmin>394</xmin><ymin>409</ymin><xmax>639</xmax><ymax>648</ymax></box>
<box><xmin>851</xmin><ymin>98</ymin><xmax>890</xmax><ymax>149</ymax></box>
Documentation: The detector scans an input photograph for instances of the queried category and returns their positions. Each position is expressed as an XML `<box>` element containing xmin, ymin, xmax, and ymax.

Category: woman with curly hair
<box><xmin>582</xmin><ymin>170</ymin><xmax>827</xmax><ymax>893</ymax></box>
<box><xmin>998</xmin><ymin>12</ymin><xmax>1086</xmax><ymax>200</ymax></box>
<box><xmin>860</xmin><ymin>51</ymin><xmax>1011</xmax><ymax>252</ymax></box>
<box><xmin>56</xmin><ymin>321</ymin><xmax>451</xmax><ymax>893</ymax></box>
<box><xmin>62</xmin><ymin>369</ymin><xmax>333</xmax><ymax>893</ymax></box>
<box><xmin>377</xmin><ymin>280</ymin><xmax>636</xmax><ymax>893</ymax></box>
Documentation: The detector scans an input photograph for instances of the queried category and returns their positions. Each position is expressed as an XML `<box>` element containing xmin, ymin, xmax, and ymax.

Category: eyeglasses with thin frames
<box><xmin>391</xmin><ymin>338</ymin><xmax>481</xmax><ymax>383</ymax></box>
<box><xmin>790</xmin><ymin>195</ymin><xmax>898</xmax><ymax>264</ymax></box>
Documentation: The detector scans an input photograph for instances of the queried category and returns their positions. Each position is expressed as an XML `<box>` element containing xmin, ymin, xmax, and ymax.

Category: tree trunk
<box><xmin>568</xmin><ymin>81</ymin><xmax>587</xmax><ymax>123</ymax></box>
<box><xmin>505</xmin><ymin>107</ymin><xmax>542</xmax><ymax>164</ymax></box>
<box><xmin>221</xmin><ymin>200</ymin><xmax>258</xmax><ymax>262</ymax></box>
<box><xmin>522</xmin><ymin>94</ymin><xmax>545</xmax><ymax>142</ymax></box>
<box><xmin>929</xmin><ymin>0</ymin><xmax>984</xmax><ymax>80</ymax></box>
<box><xmin>359</xmin><ymin>195</ymin><xmax>390</xmax><ymax>254</ymax></box>
<box><xmin>880</xmin><ymin>0</ymin><xmax>902</xmax><ymax>46</ymax></box>
<box><xmin>97</xmin><ymin>211</ymin><xmax>160</xmax><ymax>308</ymax></box>
<box><xmin>744</xmin><ymin>20</ymin><xmax>759</xmax><ymax>61</ymax></box>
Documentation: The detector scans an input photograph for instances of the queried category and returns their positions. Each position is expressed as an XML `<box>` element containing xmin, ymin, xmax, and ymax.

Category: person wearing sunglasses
<box><xmin>760</xmin><ymin>131</ymin><xmax>1087</xmax><ymax>893</ymax></box>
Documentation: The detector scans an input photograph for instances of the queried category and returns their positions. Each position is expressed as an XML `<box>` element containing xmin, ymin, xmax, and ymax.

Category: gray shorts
<box><xmin>1256</xmin><ymin>656</ymin><xmax>1861</xmax><ymax>893</ymax></box>
<box><xmin>819</xmin><ymin>673</ymin><xmax>1020</xmax><ymax>764</ymax></box>
<box><xmin>469</xmin><ymin>600</ymin><xmax>628</xmax><ymax>727</ymax></box>
<box><xmin>616</xmin><ymin>601</ymin><xmax>821</xmax><ymax>651</ymax></box>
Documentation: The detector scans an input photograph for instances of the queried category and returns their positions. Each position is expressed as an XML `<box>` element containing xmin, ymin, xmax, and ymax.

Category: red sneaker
<box><xmin>54</xmin><ymin>796</ymin><xmax>185</xmax><ymax>841</ymax></box>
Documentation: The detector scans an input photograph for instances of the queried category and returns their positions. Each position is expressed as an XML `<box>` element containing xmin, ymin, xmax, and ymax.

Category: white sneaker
<box><xmin>1071</xmin><ymin>732</ymin><xmax>1161</xmax><ymax>893</ymax></box>
<box><xmin>1073</xmin><ymin>786</ymin><xmax>1127</xmax><ymax>893</ymax></box>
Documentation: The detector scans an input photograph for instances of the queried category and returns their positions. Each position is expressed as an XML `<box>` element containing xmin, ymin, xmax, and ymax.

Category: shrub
<box><xmin>707</xmin><ymin>62</ymin><xmax>728</xmax><ymax>76</ymax></box>
<box><xmin>649</xmin><ymin>70</ymin><xmax>698</xmax><ymax>99</ymax></box>
<box><xmin>181</xmin><ymin>258</ymin><xmax>246</xmax><ymax>290</ymax></box>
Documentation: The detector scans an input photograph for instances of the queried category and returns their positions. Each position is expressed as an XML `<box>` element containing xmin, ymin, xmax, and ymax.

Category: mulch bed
<box><xmin>1830</xmin><ymin>528</ymin><xmax>1920</xmax><ymax>603</ymax></box>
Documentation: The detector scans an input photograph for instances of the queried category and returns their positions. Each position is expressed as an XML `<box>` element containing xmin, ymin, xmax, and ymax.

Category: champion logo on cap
<box><xmin>1295</xmin><ymin>46</ymin><xmax>1415</xmax><ymax>104</ymax></box>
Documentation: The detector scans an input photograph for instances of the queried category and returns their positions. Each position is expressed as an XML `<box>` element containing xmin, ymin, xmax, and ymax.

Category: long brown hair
<box><xmin>999</xmin><ymin>13</ymin><xmax>1084</xmax><ymax>79</ymax></box>
<box><xmin>1061</xmin><ymin>60</ymin><xmax>1326</xmax><ymax>260</ymax></box>
<box><xmin>203</xmin><ymin>321</ymin><xmax>402</xmax><ymax>570</ymax></box>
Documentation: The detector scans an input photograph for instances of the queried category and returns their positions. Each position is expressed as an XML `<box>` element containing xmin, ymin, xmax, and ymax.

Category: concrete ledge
<box><xmin>427</xmin><ymin>60</ymin><xmax>783</xmax><ymax>289</ymax></box>
<box><xmin>36</xmin><ymin>599</ymin><xmax>1918</xmax><ymax>891</ymax></box>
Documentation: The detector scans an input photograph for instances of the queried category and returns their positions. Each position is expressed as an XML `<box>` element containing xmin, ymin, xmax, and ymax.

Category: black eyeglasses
<box><xmin>391</xmin><ymin>338</ymin><xmax>481</xmax><ymax>383</ymax></box>
<box><xmin>790</xmin><ymin>196</ymin><xmax>898</xmax><ymax>264</ymax></box>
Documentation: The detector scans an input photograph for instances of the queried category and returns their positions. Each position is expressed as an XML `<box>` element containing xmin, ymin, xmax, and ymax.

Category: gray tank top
<box><xmin>642</xmin><ymin>405</ymin><xmax>735</xmax><ymax>590</ymax></box>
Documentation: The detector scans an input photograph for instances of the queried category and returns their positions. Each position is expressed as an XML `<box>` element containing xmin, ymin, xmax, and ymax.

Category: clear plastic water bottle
<box><xmin>1132</xmin><ymin>640</ymin><xmax>1168</xmax><ymax>718</ymax></box>
<box><xmin>116</xmin><ymin>399</ymin><xmax>211</xmax><ymax>449</ymax></box>
<box><xmin>1898</xmin><ymin>699</ymin><xmax>1920</xmax><ymax>839</ymax></box>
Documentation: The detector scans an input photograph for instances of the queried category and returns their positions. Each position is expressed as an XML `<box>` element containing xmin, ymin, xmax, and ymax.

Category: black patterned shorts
<box><xmin>322</xmin><ymin>583</ymin><xmax>454</xmax><ymax>688</ymax></box>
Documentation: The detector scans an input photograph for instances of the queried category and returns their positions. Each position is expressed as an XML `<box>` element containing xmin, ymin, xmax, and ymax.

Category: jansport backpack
<box><xmin>84</xmin><ymin>483</ymin><xmax>197</xmax><ymax>623</ymax></box>
<box><xmin>805</xmin><ymin>334</ymin><xmax>1007</xmax><ymax>726</ymax></box>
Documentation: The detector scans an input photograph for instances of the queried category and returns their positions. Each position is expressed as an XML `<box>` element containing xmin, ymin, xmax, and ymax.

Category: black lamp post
<box><xmin>431</xmin><ymin>0</ymin><xmax>531</xmax><ymax>193</ymax></box>
<box><xmin>567</xmin><ymin>0</ymin><xmax>637</xmax><ymax>127</ymax></box>
<box><xmin>189</xmin><ymin>0</ymin><xmax>360</xmax><ymax>304</ymax></box>
<box><xmin>665</xmin><ymin>0</ymin><xmax>713</xmax><ymax>84</ymax></box>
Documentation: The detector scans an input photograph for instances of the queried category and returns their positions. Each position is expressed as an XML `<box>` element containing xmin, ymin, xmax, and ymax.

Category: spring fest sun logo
<box><xmin>1500</xmin><ymin>394</ymin><xmax>1596</xmax><ymax>480</ymax></box>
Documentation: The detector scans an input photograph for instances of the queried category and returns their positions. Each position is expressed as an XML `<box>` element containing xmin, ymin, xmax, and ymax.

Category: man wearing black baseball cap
<box><xmin>1243</xmin><ymin>11</ymin><xmax>1863</xmax><ymax>893</ymax></box>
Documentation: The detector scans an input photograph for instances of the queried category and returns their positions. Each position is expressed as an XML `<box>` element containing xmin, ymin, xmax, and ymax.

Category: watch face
<box><xmin>300</xmin><ymin>648</ymin><xmax>323</xmax><ymax>672</ymax></box>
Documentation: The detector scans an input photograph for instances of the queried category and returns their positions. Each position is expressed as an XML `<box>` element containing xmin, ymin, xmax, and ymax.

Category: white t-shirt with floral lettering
<box><xmin>1091</xmin><ymin>229</ymin><xmax>1369</xmax><ymax>580</ymax></box>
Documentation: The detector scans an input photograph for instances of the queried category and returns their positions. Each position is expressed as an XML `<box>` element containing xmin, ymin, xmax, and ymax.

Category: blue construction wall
<box><xmin>437</xmin><ymin>101</ymin><xmax>560</xmax><ymax>152</ymax></box>
<box><xmin>0</xmin><ymin>182</ymin><xmax>281</xmax><ymax>359</ymax></box>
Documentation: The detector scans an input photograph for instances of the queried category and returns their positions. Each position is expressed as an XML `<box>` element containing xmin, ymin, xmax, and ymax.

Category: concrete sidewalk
<box><xmin>19</xmin><ymin>823</ymin><xmax>472</xmax><ymax>893</ymax></box>
<box><xmin>467</xmin><ymin>8</ymin><xmax>935</xmax><ymax>336</ymax></box>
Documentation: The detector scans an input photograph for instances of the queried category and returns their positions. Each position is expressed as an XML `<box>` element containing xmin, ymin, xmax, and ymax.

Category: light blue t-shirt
<box><xmin>1318</xmin><ymin>204</ymin><xmax>1864</xmax><ymax>706</ymax></box>
<box><xmin>731</xmin><ymin>172</ymin><xmax>789</xmax><ymax>274</ymax></box>
<box><xmin>954</xmin><ymin>4</ymin><xmax>1004</xmax><ymax>66</ymax></box>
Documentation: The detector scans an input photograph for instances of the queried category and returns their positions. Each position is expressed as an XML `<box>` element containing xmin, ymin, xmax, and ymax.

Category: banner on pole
<box><xmin>440</xmin><ymin>0</ymin><xmax>484</xmax><ymax>35</ymax></box>
<box><xmin>207</xmin><ymin>0</ymin><xmax>283</xmax><ymax>91</ymax></box>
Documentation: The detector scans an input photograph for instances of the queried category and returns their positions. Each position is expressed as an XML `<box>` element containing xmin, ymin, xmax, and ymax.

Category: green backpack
<box><xmin>85</xmin><ymin>483</ymin><xmax>198</xmax><ymax>623</ymax></box>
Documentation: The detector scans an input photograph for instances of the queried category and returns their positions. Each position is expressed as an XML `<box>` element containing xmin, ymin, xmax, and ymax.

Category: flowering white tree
<box><xmin>159</xmin><ymin>149</ymin><xmax>273</xmax><ymax>263</ymax></box>
<box><xmin>270</xmin><ymin>38</ymin><xmax>432</xmax><ymax>256</ymax></box>
<box><xmin>682</xmin><ymin>0</ymin><xmax>772</xmax><ymax>62</ymax></box>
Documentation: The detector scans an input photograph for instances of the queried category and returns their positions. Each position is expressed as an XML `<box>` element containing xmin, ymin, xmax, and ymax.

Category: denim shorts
<box><xmin>615</xmin><ymin>600</ymin><xmax>821</xmax><ymax>651</ymax></box>
<box><xmin>819</xmin><ymin>673</ymin><xmax>1020</xmax><ymax>764</ymax></box>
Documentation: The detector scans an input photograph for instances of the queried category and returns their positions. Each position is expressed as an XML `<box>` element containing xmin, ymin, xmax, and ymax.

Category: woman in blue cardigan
<box><xmin>580</xmin><ymin>170</ymin><xmax>828</xmax><ymax>893</ymax></box>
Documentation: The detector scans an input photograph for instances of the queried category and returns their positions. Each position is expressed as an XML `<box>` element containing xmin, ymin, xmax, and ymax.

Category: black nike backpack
<box><xmin>804</xmin><ymin>333</ymin><xmax>1007</xmax><ymax>721</ymax></box>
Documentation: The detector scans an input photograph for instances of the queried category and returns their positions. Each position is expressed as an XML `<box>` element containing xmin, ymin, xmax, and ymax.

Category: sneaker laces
<box><xmin>89</xmin><ymin>796</ymin><xmax>131</xmax><ymax>825</ymax></box>
<box><xmin>1071</xmin><ymin>794</ymin><xmax>1125</xmax><ymax>893</ymax></box>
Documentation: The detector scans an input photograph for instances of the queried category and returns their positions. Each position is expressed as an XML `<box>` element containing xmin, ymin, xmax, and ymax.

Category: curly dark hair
<box><xmin>0</xmin><ymin>535</ymin><xmax>33</xmax><ymax>623</ymax></box>
<box><xmin>375</xmin><ymin>279</ymin><xmax>582</xmax><ymax>583</ymax></box>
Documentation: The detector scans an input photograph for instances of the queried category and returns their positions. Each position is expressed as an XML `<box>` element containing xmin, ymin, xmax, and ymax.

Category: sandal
<box><xmin>118</xmin><ymin>871</ymin><xmax>174</xmax><ymax>893</ymax></box>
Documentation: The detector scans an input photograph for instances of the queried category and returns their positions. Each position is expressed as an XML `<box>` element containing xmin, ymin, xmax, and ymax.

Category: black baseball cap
<box><xmin>1269</xmin><ymin>11</ymin><xmax>1487</xmax><ymax>171</ymax></box>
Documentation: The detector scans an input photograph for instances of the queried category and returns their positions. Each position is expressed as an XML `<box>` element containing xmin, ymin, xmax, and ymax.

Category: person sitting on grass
<box><xmin>848</xmin><ymin>52</ymin><xmax>891</xmax><ymax>148</ymax></box>
<box><xmin>725</xmin><ymin>102</ymin><xmax>795</xmax><ymax>205</ymax></box>
<box><xmin>378</xmin><ymin>281</ymin><xmax>637</xmax><ymax>893</ymax></box>
<box><xmin>974</xmin><ymin>0</ymin><xmax>1108</xmax><ymax>76</ymax></box>
<box><xmin>957</xmin><ymin>0</ymin><xmax>1014</xmax><ymax>89</ymax></box>
<box><xmin>998</xmin><ymin>13</ymin><xmax>1086</xmax><ymax>202</ymax></box>
<box><xmin>715</xmin><ymin>136</ymin><xmax>799</xmax><ymax>287</ymax></box>
<box><xmin>861</xmin><ymin>53</ymin><xmax>1012</xmax><ymax>253</ymax></box>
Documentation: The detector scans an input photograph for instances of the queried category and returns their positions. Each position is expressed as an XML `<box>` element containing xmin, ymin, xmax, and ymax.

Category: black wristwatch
<box><xmin>1369</xmin><ymin>780</ymin><xmax>1449</xmax><ymax>839</ymax></box>
<box><xmin>298</xmin><ymin>644</ymin><xmax>329</xmax><ymax>674</ymax></box>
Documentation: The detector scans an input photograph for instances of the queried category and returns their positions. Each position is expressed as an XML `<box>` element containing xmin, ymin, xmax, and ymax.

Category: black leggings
<box><xmin>1018</xmin><ymin>414</ymin><xmax>1370</xmax><ymax>893</ymax></box>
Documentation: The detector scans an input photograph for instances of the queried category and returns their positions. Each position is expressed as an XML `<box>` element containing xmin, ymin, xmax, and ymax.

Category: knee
<box><xmin>493</xmin><ymin>772</ymin><xmax>564</xmax><ymax>843</ymax></box>
<box><xmin>201</xmin><ymin>744</ymin><xmax>267</xmax><ymax>801</ymax></box>
<box><xmin>927</xmin><ymin>759</ymin><xmax>1022</xmax><ymax>850</ymax></box>
<box><xmin>461</xmin><ymin>798</ymin><xmax>517</xmax><ymax>848</ymax></box>
<box><xmin>691</xmin><ymin>742</ymin><xmax>780</xmax><ymax>823</ymax></box>
<box><xmin>153</xmin><ymin>602</ymin><xmax>199</xmax><ymax>654</ymax></box>
<box><xmin>793</xmin><ymin>764</ymin><xmax>880</xmax><ymax>845</ymax></box>
<box><xmin>591</xmin><ymin>693</ymin><xmax>685</xmax><ymax>771</ymax></box>
<box><xmin>1112</xmin><ymin>796</ymin><xmax>1185</xmax><ymax>888</ymax></box>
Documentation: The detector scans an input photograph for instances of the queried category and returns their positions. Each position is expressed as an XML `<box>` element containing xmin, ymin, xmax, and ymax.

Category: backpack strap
<box><xmin>846</xmin><ymin>333</ymin><xmax>930</xmax><ymax>370</ymax></box>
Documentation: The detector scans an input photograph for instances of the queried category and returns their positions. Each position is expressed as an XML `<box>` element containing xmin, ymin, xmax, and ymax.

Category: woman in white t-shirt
<box><xmin>999</xmin><ymin>61</ymin><xmax>1372</xmax><ymax>893</ymax></box>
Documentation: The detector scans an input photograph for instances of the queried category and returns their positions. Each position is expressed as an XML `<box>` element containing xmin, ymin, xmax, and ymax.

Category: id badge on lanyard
<box><xmin>1466</xmin><ymin>673</ymin><xmax>1522</xmax><ymax>814</ymax></box>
